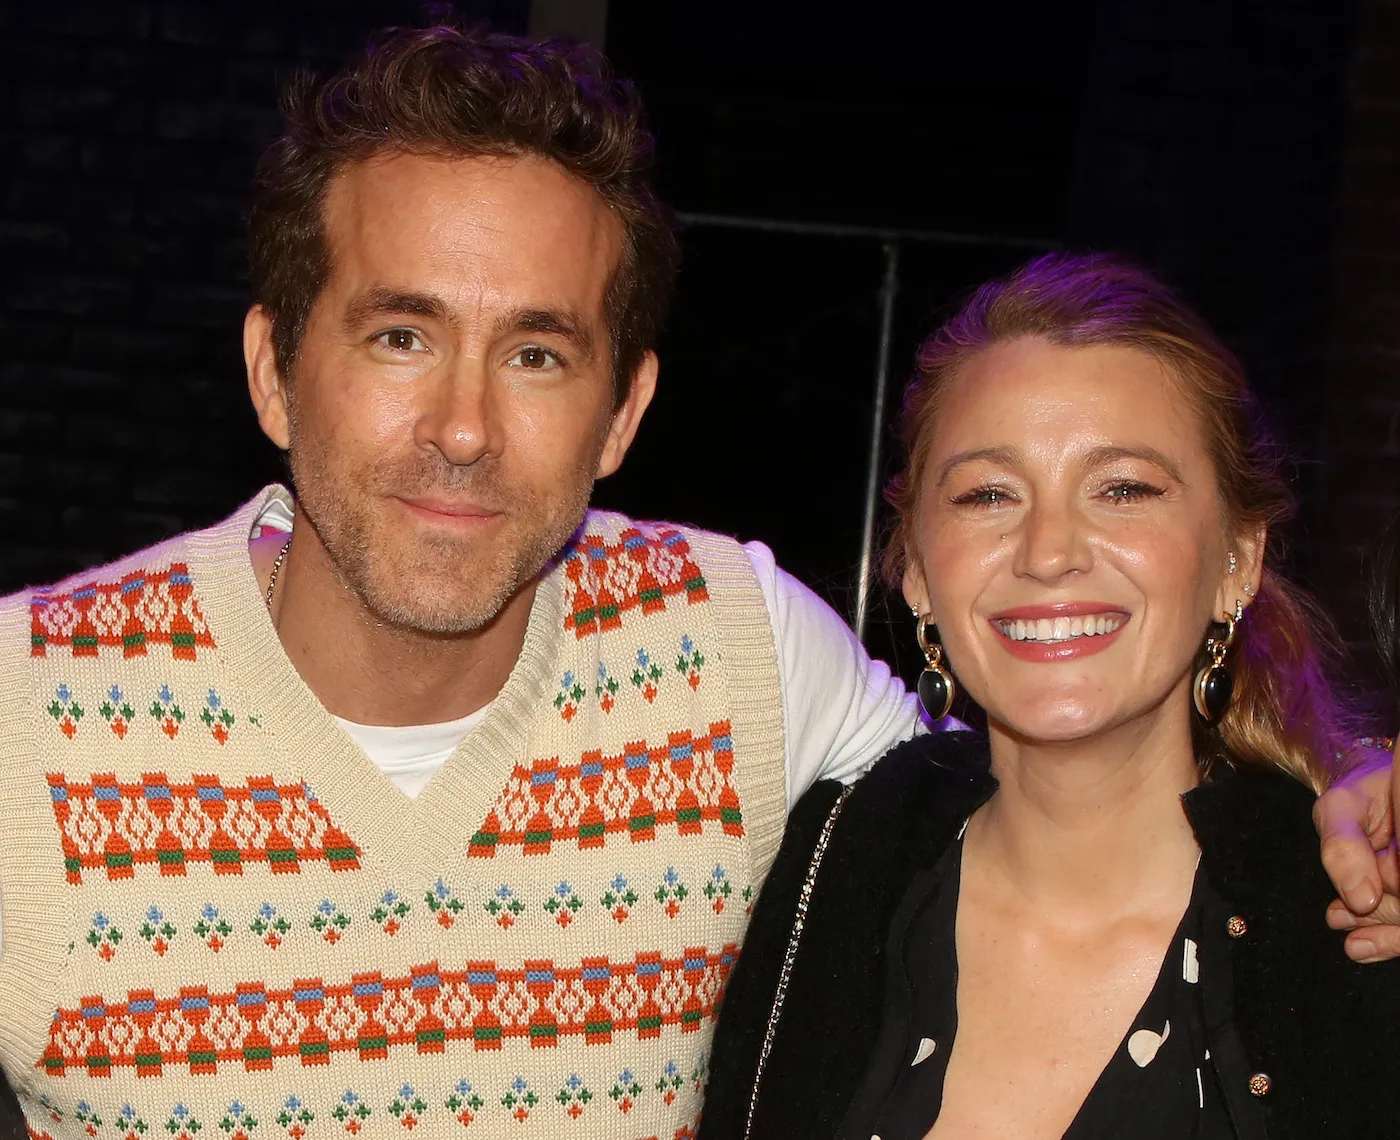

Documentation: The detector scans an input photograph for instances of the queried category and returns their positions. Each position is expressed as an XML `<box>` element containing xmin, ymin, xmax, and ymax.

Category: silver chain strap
<box><xmin>742</xmin><ymin>783</ymin><xmax>854</xmax><ymax>1139</ymax></box>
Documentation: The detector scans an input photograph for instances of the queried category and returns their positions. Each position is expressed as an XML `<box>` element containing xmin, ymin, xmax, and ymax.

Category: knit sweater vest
<box><xmin>0</xmin><ymin>486</ymin><xmax>787</xmax><ymax>1140</ymax></box>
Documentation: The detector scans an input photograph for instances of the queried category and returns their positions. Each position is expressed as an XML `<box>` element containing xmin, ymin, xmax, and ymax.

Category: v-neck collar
<box><xmin>184</xmin><ymin>485</ymin><xmax>564</xmax><ymax>881</ymax></box>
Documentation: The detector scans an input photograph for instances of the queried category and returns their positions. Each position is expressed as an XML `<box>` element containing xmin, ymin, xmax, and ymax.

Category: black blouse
<box><xmin>696</xmin><ymin>733</ymin><xmax>1400</xmax><ymax>1140</ymax></box>
<box><xmin>866</xmin><ymin>838</ymin><xmax>1236</xmax><ymax>1139</ymax></box>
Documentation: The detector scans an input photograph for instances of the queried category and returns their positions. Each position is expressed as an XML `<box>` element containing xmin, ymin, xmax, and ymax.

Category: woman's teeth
<box><xmin>996</xmin><ymin>614</ymin><xmax>1125</xmax><ymax>642</ymax></box>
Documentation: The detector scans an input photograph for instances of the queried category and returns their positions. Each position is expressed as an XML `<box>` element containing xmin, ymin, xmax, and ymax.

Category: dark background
<box><xmin>2</xmin><ymin>0</ymin><xmax>1397</xmax><ymax>696</ymax></box>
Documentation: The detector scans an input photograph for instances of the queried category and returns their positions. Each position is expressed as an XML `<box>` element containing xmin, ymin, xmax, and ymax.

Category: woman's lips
<box><xmin>996</xmin><ymin>612</ymin><xmax>1126</xmax><ymax>642</ymax></box>
<box><xmin>991</xmin><ymin>601</ymin><xmax>1128</xmax><ymax>620</ymax></box>
<box><xmin>988</xmin><ymin>606</ymin><xmax>1130</xmax><ymax>662</ymax></box>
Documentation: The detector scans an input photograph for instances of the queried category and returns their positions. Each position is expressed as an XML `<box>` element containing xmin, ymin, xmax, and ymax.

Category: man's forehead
<box><xmin>322</xmin><ymin>150</ymin><xmax>624</xmax><ymax>315</ymax></box>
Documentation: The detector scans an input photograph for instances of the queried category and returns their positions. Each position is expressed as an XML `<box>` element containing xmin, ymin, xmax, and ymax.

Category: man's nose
<box><xmin>414</xmin><ymin>359</ymin><xmax>504</xmax><ymax>466</ymax></box>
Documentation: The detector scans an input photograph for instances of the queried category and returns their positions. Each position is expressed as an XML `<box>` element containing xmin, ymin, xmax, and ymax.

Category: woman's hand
<box><xmin>1317</xmin><ymin>741</ymin><xmax>1400</xmax><ymax>962</ymax></box>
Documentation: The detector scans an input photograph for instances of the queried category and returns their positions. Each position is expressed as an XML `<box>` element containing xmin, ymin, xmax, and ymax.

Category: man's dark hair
<box><xmin>248</xmin><ymin>24</ymin><xmax>679</xmax><ymax>401</ymax></box>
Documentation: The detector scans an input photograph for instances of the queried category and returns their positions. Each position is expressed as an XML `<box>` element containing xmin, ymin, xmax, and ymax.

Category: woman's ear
<box><xmin>1218</xmin><ymin>522</ymin><xmax>1268</xmax><ymax>618</ymax></box>
<box><xmin>903</xmin><ymin>556</ymin><xmax>930</xmax><ymax>617</ymax></box>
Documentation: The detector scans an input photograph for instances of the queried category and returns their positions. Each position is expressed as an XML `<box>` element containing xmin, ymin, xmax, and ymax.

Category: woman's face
<box><xmin>905</xmin><ymin>336</ymin><xmax>1258</xmax><ymax>744</ymax></box>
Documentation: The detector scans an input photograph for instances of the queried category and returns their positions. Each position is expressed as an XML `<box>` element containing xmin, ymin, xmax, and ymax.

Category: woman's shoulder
<box><xmin>776</xmin><ymin>729</ymin><xmax>995</xmax><ymax>870</ymax></box>
<box><xmin>698</xmin><ymin>730</ymin><xmax>994</xmax><ymax>1140</ymax></box>
<box><xmin>853</xmin><ymin>726</ymin><xmax>994</xmax><ymax>793</ymax></box>
<box><xmin>1184</xmin><ymin>761</ymin><xmax>1400</xmax><ymax>1136</ymax></box>
<box><xmin>1183</xmin><ymin>760</ymin><xmax>1325</xmax><ymax>908</ymax></box>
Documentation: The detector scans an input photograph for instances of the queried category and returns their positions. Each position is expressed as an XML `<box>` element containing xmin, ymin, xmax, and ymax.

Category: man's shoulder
<box><xmin>15</xmin><ymin>535</ymin><xmax>190</xmax><ymax>602</ymax></box>
<box><xmin>557</xmin><ymin>509</ymin><xmax>758</xmax><ymax>607</ymax></box>
<box><xmin>14</xmin><ymin>488</ymin><xmax>274</xmax><ymax>659</ymax></box>
<box><xmin>15</xmin><ymin>532</ymin><xmax>202</xmax><ymax>657</ymax></box>
<box><xmin>567</xmin><ymin>508</ymin><xmax>748</xmax><ymax>556</ymax></box>
<box><xmin>9</xmin><ymin>488</ymin><xmax>279</xmax><ymax>607</ymax></box>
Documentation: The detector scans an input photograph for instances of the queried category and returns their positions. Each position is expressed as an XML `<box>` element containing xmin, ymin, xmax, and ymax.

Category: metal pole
<box><xmin>853</xmin><ymin>240</ymin><xmax>900</xmax><ymax>644</ymax></box>
<box><xmin>677</xmin><ymin>210</ymin><xmax>1055</xmax><ymax>251</ymax></box>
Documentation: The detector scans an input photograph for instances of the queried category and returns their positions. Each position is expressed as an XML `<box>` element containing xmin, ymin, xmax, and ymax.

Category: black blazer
<box><xmin>699</xmin><ymin>732</ymin><xmax>1400</xmax><ymax>1140</ymax></box>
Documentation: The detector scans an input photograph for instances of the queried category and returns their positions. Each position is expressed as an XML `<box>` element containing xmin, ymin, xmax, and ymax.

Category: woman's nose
<box><xmin>1012</xmin><ymin>500</ymin><xmax>1093</xmax><ymax>582</ymax></box>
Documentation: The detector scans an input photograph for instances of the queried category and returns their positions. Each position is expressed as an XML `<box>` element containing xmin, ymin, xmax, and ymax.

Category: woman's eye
<box><xmin>1102</xmin><ymin>481</ymin><xmax>1165</xmax><ymax>503</ymax></box>
<box><xmin>375</xmin><ymin>328</ymin><xmax>426</xmax><ymax>353</ymax></box>
<box><xmin>507</xmin><ymin>346</ymin><xmax>562</xmax><ymax>370</ymax></box>
<box><xmin>952</xmin><ymin>486</ymin><xmax>1015</xmax><ymax>507</ymax></box>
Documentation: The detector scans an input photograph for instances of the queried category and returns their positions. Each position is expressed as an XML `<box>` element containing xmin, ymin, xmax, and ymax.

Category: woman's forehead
<box><xmin>930</xmin><ymin>337</ymin><xmax>1206</xmax><ymax>464</ymax></box>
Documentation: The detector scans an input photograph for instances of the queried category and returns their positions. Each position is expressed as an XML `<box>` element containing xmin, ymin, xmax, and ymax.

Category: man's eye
<box><xmin>375</xmin><ymin>329</ymin><xmax>426</xmax><ymax>353</ymax></box>
<box><xmin>507</xmin><ymin>346</ymin><xmax>562</xmax><ymax>370</ymax></box>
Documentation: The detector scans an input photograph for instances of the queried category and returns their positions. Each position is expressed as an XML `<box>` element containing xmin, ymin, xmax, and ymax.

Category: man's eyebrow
<box><xmin>935</xmin><ymin>445</ymin><xmax>1021</xmax><ymax>489</ymax></box>
<box><xmin>342</xmin><ymin>287</ymin><xmax>454</xmax><ymax>330</ymax></box>
<box><xmin>496</xmin><ymin>307</ymin><xmax>596</xmax><ymax>362</ymax></box>
<box><xmin>1081</xmin><ymin>444</ymin><xmax>1185</xmax><ymax>483</ymax></box>
<box><xmin>341</xmin><ymin>292</ymin><xmax>599</xmax><ymax>361</ymax></box>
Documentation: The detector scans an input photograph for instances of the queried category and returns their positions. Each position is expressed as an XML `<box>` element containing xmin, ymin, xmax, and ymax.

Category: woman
<box><xmin>699</xmin><ymin>254</ymin><xmax>1400</xmax><ymax>1139</ymax></box>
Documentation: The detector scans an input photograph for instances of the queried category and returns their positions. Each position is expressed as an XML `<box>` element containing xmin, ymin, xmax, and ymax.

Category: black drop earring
<box><xmin>915</xmin><ymin>614</ymin><xmax>956</xmax><ymax>721</ymax></box>
<box><xmin>1192</xmin><ymin>612</ymin><xmax>1237</xmax><ymax>723</ymax></box>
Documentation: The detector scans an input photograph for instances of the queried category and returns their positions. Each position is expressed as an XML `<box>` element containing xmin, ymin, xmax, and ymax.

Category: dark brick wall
<box><xmin>1318</xmin><ymin>0</ymin><xmax>1400</xmax><ymax>677</ymax></box>
<box><xmin>1069</xmin><ymin>0</ymin><xmax>1357</xmax><ymax>582</ymax></box>
<box><xmin>2</xmin><ymin>0</ymin><xmax>1395</xmax><ymax>700</ymax></box>
<box><xmin>0</xmin><ymin>1</ymin><xmax>522</xmax><ymax>590</ymax></box>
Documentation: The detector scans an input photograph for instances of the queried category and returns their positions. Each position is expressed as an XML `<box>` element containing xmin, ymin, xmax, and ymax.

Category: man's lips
<box><xmin>394</xmin><ymin>496</ymin><xmax>503</xmax><ymax>522</ymax></box>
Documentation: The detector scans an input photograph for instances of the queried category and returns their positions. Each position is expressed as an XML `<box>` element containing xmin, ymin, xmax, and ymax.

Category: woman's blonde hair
<box><xmin>884</xmin><ymin>252</ymin><xmax>1360</xmax><ymax>790</ymax></box>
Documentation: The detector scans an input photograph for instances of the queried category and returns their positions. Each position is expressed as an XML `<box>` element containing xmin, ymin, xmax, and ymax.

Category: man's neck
<box><xmin>250</xmin><ymin>526</ymin><xmax>535</xmax><ymax>728</ymax></box>
<box><xmin>967</xmin><ymin>698</ymin><xmax>1203</xmax><ymax>924</ymax></box>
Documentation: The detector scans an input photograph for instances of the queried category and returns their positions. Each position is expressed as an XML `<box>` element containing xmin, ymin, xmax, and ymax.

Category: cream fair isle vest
<box><xmin>0</xmin><ymin>486</ymin><xmax>786</xmax><ymax>1140</ymax></box>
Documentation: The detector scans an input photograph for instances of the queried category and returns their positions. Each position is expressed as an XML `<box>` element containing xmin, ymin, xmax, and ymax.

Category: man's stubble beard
<box><xmin>285</xmin><ymin>415</ymin><xmax>599</xmax><ymax>637</ymax></box>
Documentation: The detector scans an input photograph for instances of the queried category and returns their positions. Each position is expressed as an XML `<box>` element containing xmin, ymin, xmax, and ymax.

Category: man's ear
<box><xmin>596</xmin><ymin>350</ymin><xmax>659</xmax><ymax>479</ymax></box>
<box><xmin>245</xmin><ymin>305</ymin><xmax>291</xmax><ymax>451</ymax></box>
<box><xmin>1216</xmin><ymin>522</ymin><xmax>1268</xmax><ymax>618</ymax></box>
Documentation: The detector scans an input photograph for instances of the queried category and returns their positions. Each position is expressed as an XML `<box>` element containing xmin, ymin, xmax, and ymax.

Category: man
<box><xmin>0</xmin><ymin>22</ymin><xmax>1394</xmax><ymax>1140</ymax></box>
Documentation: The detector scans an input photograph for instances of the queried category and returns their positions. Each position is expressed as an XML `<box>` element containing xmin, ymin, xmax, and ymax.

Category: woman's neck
<box><xmin>968</xmin><ymin>695</ymin><xmax>1203</xmax><ymax>923</ymax></box>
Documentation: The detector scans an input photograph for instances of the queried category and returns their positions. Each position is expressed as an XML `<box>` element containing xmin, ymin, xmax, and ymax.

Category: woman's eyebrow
<box><xmin>1081</xmin><ymin>444</ymin><xmax>1185</xmax><ymax>483</ymax></box>
<box><xmin>934</xmin><ymin>445</ymin><xmax>1021</xmax><ymax>489</ymax></box>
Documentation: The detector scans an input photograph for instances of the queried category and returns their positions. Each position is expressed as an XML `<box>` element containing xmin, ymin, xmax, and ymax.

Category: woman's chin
<box><xmin>986</xmin><ymin>702</ymin><xmax>1111</xmax><ymax>745</ymax></box>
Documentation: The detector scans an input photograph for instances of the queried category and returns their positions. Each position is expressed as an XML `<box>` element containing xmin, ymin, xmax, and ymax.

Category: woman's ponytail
<box><xmin>1214</xmin><ymin>571</ymin><xmax>1358</xmax><ymax>792</ymax></box>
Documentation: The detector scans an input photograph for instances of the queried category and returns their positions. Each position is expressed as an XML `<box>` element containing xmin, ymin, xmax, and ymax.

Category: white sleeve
<box><xmin>745</xmin><ymin>541</ymin><xmax>939</xmax><ymax>811</ymax></box>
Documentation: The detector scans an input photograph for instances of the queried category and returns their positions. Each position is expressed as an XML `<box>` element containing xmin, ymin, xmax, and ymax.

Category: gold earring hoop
<box><xmin>915</xmin><ymin>614</ymin><xmax>956</xmax><ymax>721</ymax></box>
<box><xmin>1193</xmin><ymin>612</ymin><xmax>1236</xmax><ymax>723</ymax></box>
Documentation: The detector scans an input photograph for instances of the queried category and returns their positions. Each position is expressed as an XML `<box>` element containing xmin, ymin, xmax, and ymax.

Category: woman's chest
<box><xmin>927</xmin><ymin>921</ymin><xmax>1172</xmax><ymax>1139</ymax></box>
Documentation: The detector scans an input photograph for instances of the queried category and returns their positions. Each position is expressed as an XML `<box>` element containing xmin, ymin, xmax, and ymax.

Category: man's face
<box><xmin>251</xmin><ymin>151</ymin><xmax>650</xmax><ymax>633</ymax></box>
